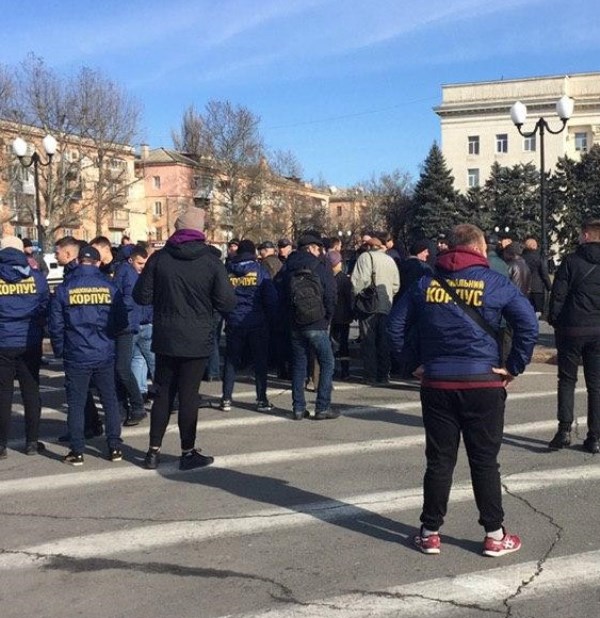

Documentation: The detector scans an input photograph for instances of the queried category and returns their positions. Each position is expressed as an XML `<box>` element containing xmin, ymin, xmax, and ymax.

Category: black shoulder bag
<box><xmin>354</xmin><ymin>253</ymin><xmax>379</xmax><ymax>316</ymax></box>
<box><xmin>434</xmin><ymin>276</ymin><xmax>507</xmax><ymax>366</ymax></box>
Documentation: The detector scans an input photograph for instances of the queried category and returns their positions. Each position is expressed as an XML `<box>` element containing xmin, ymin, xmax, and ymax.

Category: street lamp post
<box><xmin>509</xmin><ymin>95</ymin><xmax>574</xmax><ymax>263</ymax></box>
<box><xmin>12</xmin><ymin>134</ymin><xmax>57</xmax><ymax>252</ymax></box>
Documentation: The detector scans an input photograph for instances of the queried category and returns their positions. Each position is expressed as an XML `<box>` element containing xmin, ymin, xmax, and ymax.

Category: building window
<box><xmin>523</xmin><ymin>135</ymin><xmax>536</xmax><ymax>152</ymax></box>
<box><xmin>336</xmin><ymin>205</ymin><xmax>342</xmax><ymax>217</ymax></box>
<box><xmin>468</xmin><ymin>135</ymin><xmax>480</xmax><ymax>155</ymax></box>
<box><xmin>467</xmin><ymin>168</ymin><xmax>480</xmax><ymax>188</ymax></box>
<box><xmin>496</xmin><ymin>134</ymin><xmax>508</xmax><ymax>153</ymax></box>
<box><xmin>155</xmin><ymin>227</ymin><xmax>163</xmax><ymax>241</ymax></box>
<box><xmin>575</xmin><ymin>132</ymin><xmax>588</xmax><ymax>152</ymax></box>
<box><xmin>154</xmin><ymin>201</ymin><xmax>162</xmax><ymax>216</ymax></box>
<box><xmin>153</xmin><ymin>175</ymin><xmax>161</xmax><ymax>189</ymax></box>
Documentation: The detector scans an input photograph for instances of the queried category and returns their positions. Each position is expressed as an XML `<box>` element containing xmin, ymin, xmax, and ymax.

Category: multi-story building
<box><xmin>436</xmin><ymin>72</ymin><xmax>600</xmax><ymax>193</ymax></box>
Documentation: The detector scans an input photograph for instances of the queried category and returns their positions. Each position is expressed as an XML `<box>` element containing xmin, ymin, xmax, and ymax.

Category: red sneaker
<box><xmin>414</xmin><ymin>529</ymin><xmax>441</xmax><ymax>555</ymax></box>
<box><xmin>482</xmin><ymin>530</ymin><xmax>522</xmax><ymax>557</ymax></box>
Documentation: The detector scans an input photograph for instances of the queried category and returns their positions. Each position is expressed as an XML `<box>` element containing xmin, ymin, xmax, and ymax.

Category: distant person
<box><xmin>133</xmin><ymin>208</ymin><xmax>236</xmax><ymax>470</ymax></box>
<box><xmin>91</xmin><ymin>236</ymin><xmax>118</xmax><ymax>278</ymax></box>
<box><xmin>327</xmin><ymin>250</ymin><xmax>352</xmax><ymax>380</ymax></box>
<box><xmin>220</xmin><ymin>239</ymin><xmax>277</xmax><ymax>412</ymax></box>
<box><xmin>522</xmin><ymin>237</ymin><xmax>552</xmax><ymax>317</ymax></box>
<box><xmin>279</xmin><ymin>234</ymin><xmax>338</xmax><ymax>420</ymax></box>
<box><xmin>503</xmin><ymin>242</ymin><xmax>531</xmax><ymax>296</ymax></box>
<box><xmin>548</xmin><ymin>219</ymin><xmax>600</xmax><ymax>453</ymax></box>
<box><xmin>22</xmin><ymin>238</ymin><xmax>49</xmax><ymax>276</ymax></box>
<box><xmin>351</xmin><ymin>234</ymin><xmax>400</xmax><ymax>384</ymax></box>
<box><xmin>257</xmin><ymin>241</ymin><xmax>282</xmax><ymax>279</ymax></box>
<box><xmin>49</xmin><ymin>245</ymin><xmax>125</xmax><ymax>465</ymax></box>
<box><xmin>0</xmin><ymin>236</ymin><xmax>49</xmax><ymax>459</ymax></box>
<box><xmin>277</xmin><ymin>238</ymin><xmax>293</xmax><ymax>263</ymax></box>
<box><xmin>398</xmin><ymin>240</ymin><xmax>432</xmax><ymax>297</ymax></box>
<box><xmin>485</xmin><ymin>234</ymin><xmax>509</xmax><ymax>277</ymax></box>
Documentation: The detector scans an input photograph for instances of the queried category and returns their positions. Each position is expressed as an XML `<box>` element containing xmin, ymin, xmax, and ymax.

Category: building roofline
<box><xmin>441</xmin><ymin>71</ymin><xmax>600</xmax><ymax>90</ymax></box>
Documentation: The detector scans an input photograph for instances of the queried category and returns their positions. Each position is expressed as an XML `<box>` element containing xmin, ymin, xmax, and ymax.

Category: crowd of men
<box><xmin>2</xmin><ymin>211</ymin><xmax>600</xmax><ymax>558</ymax></box>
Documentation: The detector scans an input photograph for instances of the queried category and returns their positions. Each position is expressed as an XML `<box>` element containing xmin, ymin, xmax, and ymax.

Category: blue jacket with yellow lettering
<box><xmin>387</xmin><ymin>246</ymin><xmax>538</xmax><ymax>387</ymax></box>
<box><xmin>0</xmin><ymin>248</ymin><xmax>49</xmax><ymax>349</ymax></box>
<box><xmin>48</xmin><ymin>264</ymin><xmax>126</xmax><ymax>367</ymax></box>
<box><xmin>224</xmin><ymin>252</ymin><xmax>278</xmax><ymax>330</ymax></box>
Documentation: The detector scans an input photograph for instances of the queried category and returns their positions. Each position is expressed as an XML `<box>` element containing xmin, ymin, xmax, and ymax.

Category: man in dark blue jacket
<box><xmin>388</xmin><ymin>224</ymin><xmax>538</xmax><ymax>557</ymax></box>
<box><xmin>220</xmin><ymin>239</ymin><xmax>278</xmax><ymax>412</ymax></box>
<box><xmin>279</xmin><ymin>234</ymin><xmax>338</xmax><ymax>420</ymax></box>
<box><xmin>113</xmin><ymin>246</ymin><xmax>148</xmax><ymax>426</ymax></box>
<box><xmin>0</xmin><ymin>236</ymin><xmax>49</xmax><ymax>459</ymax></box>
<box><xmin>49</xmin><ymin>245</ymin><xmax>125</xmax><ymax>465</ymax></box>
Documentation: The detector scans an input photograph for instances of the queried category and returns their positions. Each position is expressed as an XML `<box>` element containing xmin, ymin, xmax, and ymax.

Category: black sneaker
<box><xmin>548</xmin><ymin>430</ymin><xmax>571</xmax><ymax>450</ymax></box>
<box><xmin>179</xmin><ymin>449</ymin><xmax>214</xmax><ymax>471</ymax></box>
<box><xmin>291</xmin><ymin>410</ymin><xmax>308</xmax><ymax>421</ymax></box>
<box><xmin>0</xmin><ymin>446</ymin><xmax>6</xmax><ymax>460</ymax></box>
<box><xmin>256</xmin><ymin>400</ymin><xmax>274</xmax><ymax>412</ymax></box>
<box><xmin>109</xmin><ymin>448</ymin><xmax>123</xmax><ymax>462</ymax></box>
<box><xmin>25</xmin><ymin>441</ymin><xmax>45</xmax><ymax>456</ymax></box>
<box><xmin>124</xmin><ymin>412</ymin><xmax>147</xmax><ymax>427</ymax></box>
<box><xmin>144</xmin><ymin>448</ymin><xmax>160</xmax><ymax>470</ymax></box>
<box><xmin>583</xmin><ymin>437</ymin><xmax>600</xmax><ymax>454</ymax></box>
<box><xmin>314</xmin><ymin>409</ymin><xmax>340</xmax><ymax>420</ymax></box>
<box><xmin>63</xmin><ymin>451</ymin><xmax>84</xmax><ymax>466</ymax></box>
<box><xmin>219</xmin><ymin>399</ymin><xmax>232</xmax><ymax>412</ymax></box>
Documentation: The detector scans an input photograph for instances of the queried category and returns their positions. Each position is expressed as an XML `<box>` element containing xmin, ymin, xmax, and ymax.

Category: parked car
<box><xmin>44</xmin><ymin>253</ymin><xmax>64</xmax><ymax>282</ymax></box>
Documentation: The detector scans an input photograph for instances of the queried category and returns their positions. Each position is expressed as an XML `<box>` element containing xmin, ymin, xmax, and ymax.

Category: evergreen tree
<box><xmin>410</xmin><ymin>143</ymin><xmax>464</xmax><ymax>240</ymax></box>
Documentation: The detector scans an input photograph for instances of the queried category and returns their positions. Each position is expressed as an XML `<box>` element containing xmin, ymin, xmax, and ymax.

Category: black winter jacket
<box><xmin>522</xmin><ymin>248</ymin><xmax>552</xmax><ymax>294</ymax></box>
<box><xmin>133</xmin><ymin>239</ymin><xmax>236</xmax><ymax>357</ymax></box>
<box><xmin>506</xmin><ymin>256</ymin><xmax>531</xmax><ymax>295</ymax></box>
<box><xmin>549</xmin><ymin>242</ymin><xmax>600</xmax><ymax>334</ymax></box>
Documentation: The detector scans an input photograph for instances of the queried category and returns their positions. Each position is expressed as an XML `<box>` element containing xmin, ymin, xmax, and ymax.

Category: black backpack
<box><xmin>289</xmin><ymin>266</ymin><xmax>326</xmax><ymax>325</ymax></box>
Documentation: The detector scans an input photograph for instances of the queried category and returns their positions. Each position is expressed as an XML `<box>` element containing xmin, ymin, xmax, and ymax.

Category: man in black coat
<box><xmin>133</xmin><ymin>208</ymin><xmax>236</xmax><ymax>470</ymax></box>
<box><xmin>548</xmin><ymin>220</ymin><xmax>600</xmax><ymax>454</ymax></box>
<box><xmin>522</xmin><ymin>237</ymin><xmax>552</xmax><ymax>317</ymax></box>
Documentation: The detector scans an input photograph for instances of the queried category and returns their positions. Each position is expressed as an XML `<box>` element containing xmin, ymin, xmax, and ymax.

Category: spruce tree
<box><xmin>410</xmin><ymin>143</ymin><xmax>463</xmax><ymax>240</ymax></box>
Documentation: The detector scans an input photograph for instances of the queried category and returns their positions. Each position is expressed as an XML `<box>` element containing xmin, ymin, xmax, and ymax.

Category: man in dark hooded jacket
<box><xmin>0</xmin><ymin>236</ymin><xmax>49</xmax><ymax>459</ymax></box>
<box><xmin>220</xmin><ymin>239</ymin><xmax>277</xmax><ymax>412</ymax></box>
<box><xmin>279</xmin><ymin>234</ymin><xmax>338</xmax><ymax>420</ymax></box>
<box><xmin>548</xmin><ymin>220</ymin><xmax>600</xmax><ymax>453</ymax></box>
<box><xmin>388</xmin><ymin>224</ymin><xmax>538</xmax><ymax>558</ymax></box>
<box><xmin>133</xmin><ymin>208</ymin><xmax>236</xmax><ymax>471</ymax></box>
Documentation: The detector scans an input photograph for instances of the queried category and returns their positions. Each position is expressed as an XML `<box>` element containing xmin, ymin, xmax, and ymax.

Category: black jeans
<box><xmin>359</xmin><ymin>313</ymin><xmax>390</xmax><ymax>381</ymax></box>
<box><xmin>149</xmin><ymin>355</ymin><xmax>208</xmax><ymax>451</ymax></box>
<box><xmin>115</xmin><ymin>333</ymin><xmax>144</xmax><ymax>420</ymax></box>
<box><xmin>330</xmin><ymin>323</ymin><xmax>350</xmax><ymax>377</ymax></box>
<box><xmin>420</xmin><ymin>387</ymin><xmax>506</xmax><ymax>533</ymax></box>
<box><xmin>0</xmin><ymin>346</ymin><xmax>42</xmax><ymax>447</ymax></box>
<box><xmin>556</xmin><ymin>333</ymin><xmax>600</xmax><ymax>438</ymax></box>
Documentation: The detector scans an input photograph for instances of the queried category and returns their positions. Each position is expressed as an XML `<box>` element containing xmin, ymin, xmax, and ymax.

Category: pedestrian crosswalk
<box><xmin>2</xmin><ymin>377</ymin><xmax>600</xmax><ymax>618</ymax></box>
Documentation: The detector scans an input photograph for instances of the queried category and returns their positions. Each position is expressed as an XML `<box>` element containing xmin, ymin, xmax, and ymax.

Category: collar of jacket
<box><xmin>436</xmin><ymin>246</ymin><xmax>489</xmax><ymax>272</ymax></box>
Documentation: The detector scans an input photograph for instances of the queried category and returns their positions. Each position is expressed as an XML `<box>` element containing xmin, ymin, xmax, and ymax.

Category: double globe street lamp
<box><xmin>12</xmin><ymin>134</ymin><xmax>58</xmax><ymax>253</ymax></box>
<box><xmin>509</xmin><ymin>95</ymin><xmax>574</xmax><ymax>263</ymax></box>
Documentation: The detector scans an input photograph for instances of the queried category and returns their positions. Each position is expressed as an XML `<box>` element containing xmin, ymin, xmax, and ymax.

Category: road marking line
<box><xmin>1</xmin><ymin>463</ymin><xmax>600</xmax><ymax>571</ymax></box>
<box><xmin>225</xmin><ymin>550</ymin><xmax>600</xmax><ymax>617</ymax></box>
<box><xmin>1</xmin><ymin>412</ymin><xmax>588</xmax><ymax>496</ymax></box>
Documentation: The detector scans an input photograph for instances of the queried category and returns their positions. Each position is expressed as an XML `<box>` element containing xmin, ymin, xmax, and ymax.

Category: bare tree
<box><xmin>171</xmin><ymin>105</ymin><xmax>205</xmax><ymax>156</ymax></box>
<box><xmin>1</xmin><ymin>55</ymin><xmax>141</xmax><ymax>244</ymax></box>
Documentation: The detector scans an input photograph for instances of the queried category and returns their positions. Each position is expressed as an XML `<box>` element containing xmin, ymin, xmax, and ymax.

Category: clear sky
<box><xmin>3</xmin><ymin>0</ymin><xmax>599</xmax><ymax>188</ymax></box>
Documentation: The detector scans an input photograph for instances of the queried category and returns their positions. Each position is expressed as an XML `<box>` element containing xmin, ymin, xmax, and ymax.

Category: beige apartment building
<box><xmin>436</xmin><ymin>72</ymin><xmax>600</xmax><ymax>193</ymax></box>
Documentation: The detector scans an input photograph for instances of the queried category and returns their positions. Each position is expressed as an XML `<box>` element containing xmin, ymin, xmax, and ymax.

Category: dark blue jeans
<box><xmin>132</xmin><ymin>324</ymin><xmax>155</xmax><ymax>394</ymax></box>
<box><xmin>556</xmin><ymin>333</ymin><xmax>600</xmax><ymax>438</ymax></box>
<box><xmin>420</xmin><ymin>387</ymin><xmax>506</xmax><ymax>533</ymax></box>
<box><xmin>291</xmin><ymin>329</ymin><xmax>334</xmax><ymax>413</ymax></box>
<box><xmin>64</xmin><ymin>361</ymin><xmax>122</xmax><ymax>453</ymax></box>
<box><xmin>222</xmin><ymin>326</ymin><xmax>268</xmax><ymax>402</ymax></box>
<box><xmin>115</xmin><ymin>333</ymin><xmax>144</xmax><ymax>419</ymax></box>
<box><xmin>359</xmin><ymin>313</ymin><xmax>391</xmax><ymax>381</ymax></box>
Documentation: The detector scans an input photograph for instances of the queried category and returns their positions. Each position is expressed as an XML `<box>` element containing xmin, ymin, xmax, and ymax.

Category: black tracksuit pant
<box><xmin>419</xmin><ymin>386</ymin><xmax>506</xmax><ymax>533</ymax></box>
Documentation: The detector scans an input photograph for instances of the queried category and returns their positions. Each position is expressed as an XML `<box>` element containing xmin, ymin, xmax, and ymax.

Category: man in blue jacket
<box><xmin>49</xmin><ymin>245</ymin><xmax>125</xmax><ymax>465</ymax></box>
<box><xmin>220</xmin><ymin>239</ymin><xmax>278</xmax><ymax>412</ymax></box>
<box><xmin>0</xmin><ymin>236</ymin><xmax>49</xmax><ymax>459</ymax></box>
<box><xmin>113</xmin><ymin>245</ymin><xmax>148</xmax><ymax>426</ymax></box>
<box><xmin>279</xmin><ymin>234</ymin><xmax>338</xmax><ymax>420</ymax></box>
<box><xmin>388</xmin><ymin>224</ymin><xmax>538</xmax><ymax>557</ymax></box>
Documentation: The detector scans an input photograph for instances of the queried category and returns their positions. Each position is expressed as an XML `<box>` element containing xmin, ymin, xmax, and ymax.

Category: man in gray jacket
<box><xmin>351</xmin><ymin>233</ymin><xmax>400</xmax><ymax>383</ymax></box>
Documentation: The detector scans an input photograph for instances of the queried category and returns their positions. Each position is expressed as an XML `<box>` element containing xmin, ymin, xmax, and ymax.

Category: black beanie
<box><xmin>237</xmin><ymin>239</ymin><xmax>256</xmax><ymax>255</ymax></box>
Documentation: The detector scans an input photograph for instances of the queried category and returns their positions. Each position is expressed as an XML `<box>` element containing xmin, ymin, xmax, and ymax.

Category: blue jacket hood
<box><xmin>0</xmin><ymin>248</ymin><xmax>31</xmax><ymax>282</ymax></box>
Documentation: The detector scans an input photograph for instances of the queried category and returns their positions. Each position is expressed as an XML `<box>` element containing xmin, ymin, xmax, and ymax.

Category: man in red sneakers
<box><xmin>388</xmin><ymin>224</ymin><xmax>537</xmax><ymax>557</ymax></box>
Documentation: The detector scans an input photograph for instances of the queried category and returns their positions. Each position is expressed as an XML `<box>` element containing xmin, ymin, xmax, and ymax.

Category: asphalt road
<box><xmin>2</xmin><ymin>350</ymin><xmax>600</xmax><ymax>618</ymax></box>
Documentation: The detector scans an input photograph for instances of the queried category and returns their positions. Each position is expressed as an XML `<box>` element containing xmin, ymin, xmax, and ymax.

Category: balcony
<box><xmin>111</xmin><ymin>209</ymin><xmax>130</xmax><ymax>229</ymax></box>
